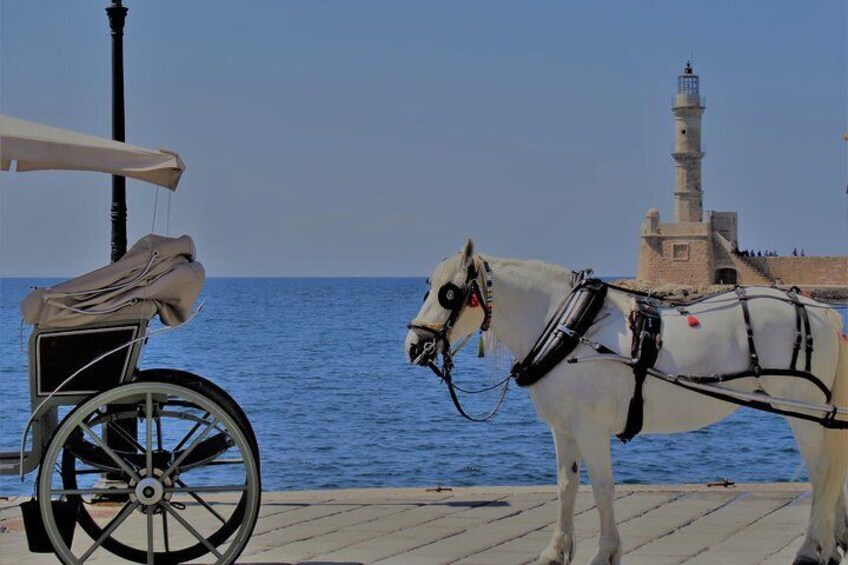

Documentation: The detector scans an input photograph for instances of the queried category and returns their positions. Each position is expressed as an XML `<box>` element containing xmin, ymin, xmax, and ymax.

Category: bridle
<box><xmin>408</xmin><ymin>256</ymin><xmax>508</xmax><ymax>422</ymax></box>
<box><xmin>408</xmin><ymin>257</ymin><xmax>492</xmax><ymax>355</ymax></box>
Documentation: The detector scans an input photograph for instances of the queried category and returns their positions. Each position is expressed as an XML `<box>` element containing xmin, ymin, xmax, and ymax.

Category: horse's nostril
<box><xmin>409</xmin><ymin>342</ymin><xmax>420</xmax><ymax>361</ymax></box>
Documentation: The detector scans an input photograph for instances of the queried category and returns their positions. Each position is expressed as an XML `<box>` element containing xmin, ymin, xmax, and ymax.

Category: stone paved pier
<box><xmin>0</xmin><ymin>483</ymin><xmax>814</xmax><ymax>564</ymax></box>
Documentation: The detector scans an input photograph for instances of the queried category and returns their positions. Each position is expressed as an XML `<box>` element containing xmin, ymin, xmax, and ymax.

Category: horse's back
<box><xmin>656</xmin><ymin>286</ymin><xmax>840</xmax><ymax>400</ymax></box>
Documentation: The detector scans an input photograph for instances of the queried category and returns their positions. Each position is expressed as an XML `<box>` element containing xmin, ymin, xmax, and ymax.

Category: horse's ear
<box><xmin>461</xmin><ymin>238</ymin><xmax>475</xmax><ymax>264</ymax></box>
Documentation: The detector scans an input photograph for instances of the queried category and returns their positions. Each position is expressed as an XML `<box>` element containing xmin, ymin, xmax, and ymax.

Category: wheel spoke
<box><xmin>106</xmin><ymin>420</ymin><xmax>146</xmax><ymax>453</ymax></box>
<box><xmin>145</xmin><ymin>393</ymin><xmax>153</xmax><ymax>477</ymax></box>
<box><xmin>162</xmin><ymin>417</ymin><xmax>218</xmax><ymax>478</ymax></box>
<box><xmin>72</xmin><ymin>468</ymin><xmax>110</xmax><ymax>475</ymax></box>
<box><xmin>146</xmin><ymin>506</ymin><xmax>154</xmax><ymax>565</ymax></box>
<box><xmin>165</xmin><ymin>484</ymin><xmax>248</xmax><ymax>494</ymax></box>
<box><xmin>53</xmin><ymin>488</ymin><xmax>134</xmax><ymax>496</ymax></box>
<box><xmin>172</xmin><ymin>411</ymin><xmax>210</xmax><ymax>452</ymax></box>
<box><xmin>175</xmin><ymin>479</ymin><xmax>226</xmax><ymax>523</ymax></box>
<box><xmin>156</xmin><ymin>410</ymin><xmax>164</xmax><ymax>452</ymax></box>
<box><xmin>79</xmin><ymin>500</ymin><xmax>139</xmax><ymax>562</ymax></box>
<box><xmin>201</xmin><ymin>458</ymin><xmax>245</xmax><ymax>466</ymax></box>
<box><xmin>162</xmin><ymin>510</ymin><xmax>171</xmax><ymax>553</ymax></box>
<box><xmin>79</xmin><ymin>422</ymin><xmax>140</xmax><ymax>482</ymax></box>
<box><xmin>161</xmin><ymin>500</ymin><xmax>223</xmax><ymax>559</ymax></box>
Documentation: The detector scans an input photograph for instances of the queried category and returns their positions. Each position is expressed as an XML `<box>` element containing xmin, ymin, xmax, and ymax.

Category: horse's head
<box><xmin>405</xmin><ymin>239</ymin><xmax>491</xmax><ymax>365</ymax></box>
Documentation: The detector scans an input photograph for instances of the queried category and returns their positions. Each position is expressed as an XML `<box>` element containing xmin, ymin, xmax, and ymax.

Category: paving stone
<box><xmin>0</xmin><ymin>484</ymin><xmax>816</xmax><ymax>564</ymax></box>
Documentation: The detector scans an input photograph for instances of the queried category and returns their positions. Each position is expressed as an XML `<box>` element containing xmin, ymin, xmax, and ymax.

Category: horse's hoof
<box><xmin>792</xmin><ymin>558</ymin><xmax>823</xmax><ymax>565</ymax></box>
<box><xmin>826</xmin><ymin>559</ymin><xmax>841</xmax><ymax>565</ymax></box>
<box><xmin>535</xmin><ymin>555</ymin><xmax>564</xmax><ymax>565</ymax></box>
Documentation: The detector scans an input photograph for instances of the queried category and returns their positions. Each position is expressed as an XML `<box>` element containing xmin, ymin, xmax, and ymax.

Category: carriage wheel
<box><xmin>63</xmin><ymin>370</ymin><xmax>261</xmax><ymax>564</ymax></box>
<box><xmin>38</xmin><ymin>374</ymin><xmax>261</xmax><ymax>564</ymax></box>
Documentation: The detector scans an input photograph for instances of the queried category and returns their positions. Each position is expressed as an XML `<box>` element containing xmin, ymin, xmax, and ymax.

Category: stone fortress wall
<box><xmin>635</xmin><ymin>63</ymin><xmax>847</xmax><ymax>290</ymax></box>
<box><xmin>742</xmin><ymin>256</ymin><xmax>848</xmax><ymax>287</ymax></box>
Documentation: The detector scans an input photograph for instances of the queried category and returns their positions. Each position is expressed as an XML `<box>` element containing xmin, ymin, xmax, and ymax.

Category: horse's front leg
<box><xmin>577</xmin><ymin>424</ymin><xmax>622</xmax><ymax>565</ymax></box>
<box><xmin>537</xmin><ymin>428</ymin><xmax>581</xmax><ymax>565</ymax></box>
<box><xmin>835</xmin><ymin>485</ymin><xmax>848</xmax><ymax>556</ymax></box>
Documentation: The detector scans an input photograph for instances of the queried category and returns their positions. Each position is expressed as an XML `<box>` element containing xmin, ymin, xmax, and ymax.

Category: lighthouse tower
<box><xmin>672</xmin><ymin>62</ymin><xmax>705</xmax><ymax>223</ymax></box>
<box><xmin>637</xmin><ymin>62</ymin><xmax>724</xmax><ymax>286</ymax></box>
<box><xmin>636</xmin><ymin>63</ymin><xmax>847</xmax><ymax>289</ymax></box>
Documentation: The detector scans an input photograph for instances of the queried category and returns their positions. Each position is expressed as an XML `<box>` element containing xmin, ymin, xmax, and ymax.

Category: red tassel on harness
<box><xmin>468</xmin><ymin>293</ymin><xmax>479</xmax><ymax>308</ymax></box>
<box><xmin>687</xmin><ymin>315</ymin><xmax>700</xmax><ymax>328</ymax></box>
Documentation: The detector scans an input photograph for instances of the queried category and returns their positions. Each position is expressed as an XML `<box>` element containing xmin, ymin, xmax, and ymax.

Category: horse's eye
<box><xmin>425</xmin><ymin>277</ymin><xmax>431</xmax><ymax>285</ymax></box>
<box><xmin>423</xmin><ymin>290</ymin><xmax>430</xmax><ymax>303</ymax></box>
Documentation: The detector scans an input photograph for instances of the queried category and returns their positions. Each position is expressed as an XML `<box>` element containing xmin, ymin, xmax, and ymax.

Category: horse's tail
<box><xmin>810</xmin><ymin>310</ymin><xmax>848</xmax><ymax>551</ymax></box>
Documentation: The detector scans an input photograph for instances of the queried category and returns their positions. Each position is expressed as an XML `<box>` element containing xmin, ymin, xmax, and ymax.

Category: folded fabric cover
<box><xmin>22</xmin><ymin>234</ymin><xmax>205</xmax><ymax>329</ymax></box>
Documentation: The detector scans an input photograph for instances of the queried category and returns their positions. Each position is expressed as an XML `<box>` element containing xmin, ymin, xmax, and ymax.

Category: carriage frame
<box><xmin>1</xmin><ymin>115</ymin><xmax>262</xmax><ymax>565</ymax></box>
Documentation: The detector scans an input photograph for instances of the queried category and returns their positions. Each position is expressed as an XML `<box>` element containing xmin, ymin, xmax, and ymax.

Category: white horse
<box><xmin>405</xmin><ymin>240</ymin><xmax>848</xmax><ymax>565</ymax></box>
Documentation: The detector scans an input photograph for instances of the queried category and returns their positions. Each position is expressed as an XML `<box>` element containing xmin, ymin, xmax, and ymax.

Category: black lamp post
<box><xmin>106</xmin><ymin>0</ymin><xmax>128</xmax><ymax>263</ymax></box>
<box><xmin>104</xmin><ymin>0</ymin><xmax>136</xmax><ymax>481</ymax></box>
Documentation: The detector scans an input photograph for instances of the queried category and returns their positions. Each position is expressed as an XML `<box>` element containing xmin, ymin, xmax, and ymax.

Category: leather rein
<box><xmin>407</xmin><ymin>258</ymin><xmax>509</xmax><ymax>422</ymax></box>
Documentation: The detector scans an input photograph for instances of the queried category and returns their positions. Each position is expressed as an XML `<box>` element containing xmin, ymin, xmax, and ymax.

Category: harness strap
<box><xmin>797</xmin><ymin>295</ymin><xmax>814</xmax><ymax>372</ymax></box>
<box><xmin>786</xmin><ymin>290</ymin><xmax>803</xmax><ymax>370</ymax></box>
<box><xmin>784</xmin><ymin>288</ymin><xmax>814</xmax><ymax>372</ymax></box>
<box><xmin>735</xmin><ymin>287</ymin><xmax>761</xmax><ymax>376</ymax></box>
<box><xmin>669</xmin><ymin>376</ymin><xmax>847</xmax><ymax>430</ymax></box>
<box><xmin>479</xmin><ymin>259</ymin><xmax>494</xmax><ymax>332</ymax></box>
<box><xmin>618</xmin><ymin>370</ymin><xmax>647</xmax><ymax>443</ymax></box>
<box><xmin>683</xmin><ymin>367</ymin><xmax>832</xmax><ymax>403</ymax></box>
<box><xmin>617</xmin><ymin>299</ymin><xmax>662</xmax><ymax>443</ymax></box>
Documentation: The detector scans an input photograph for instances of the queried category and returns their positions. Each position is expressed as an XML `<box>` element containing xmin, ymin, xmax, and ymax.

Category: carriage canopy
<box><xmin>0</xmin><ymin>115</ymin><xmax>184</xmax><ymax>190</ymax></box>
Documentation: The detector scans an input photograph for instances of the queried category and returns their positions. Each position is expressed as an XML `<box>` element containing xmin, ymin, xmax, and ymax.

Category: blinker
<box><xmin>438</xmin><ymin>283</ymin><xmax>465</xmax><ymax>310</ymax></box>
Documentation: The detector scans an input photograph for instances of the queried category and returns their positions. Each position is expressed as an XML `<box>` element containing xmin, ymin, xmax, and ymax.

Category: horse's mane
<box><xmin>475</xmin><ymin>255</ymin><xmax>578</xmax><ymax>377</ymax></box>
<box><xmin>483</xmin><ymin>254</ymin><xmax>639</xmax><ymax>313</ymax></box>
<box><xmin>480</xmin><ymin>255</ymin><xmax>575</xmax><ymax>285</ymax></box>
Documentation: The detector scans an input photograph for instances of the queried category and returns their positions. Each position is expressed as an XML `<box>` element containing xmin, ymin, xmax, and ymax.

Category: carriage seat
<box><xmin>22</xmin><ymin>233</ymin><xmax>205</xmax><ymax>329</ymax></box>
<box><xmin>21</xmin><ymin>234</ymin><xmax>205</xmax><ymax>400</ymax></box>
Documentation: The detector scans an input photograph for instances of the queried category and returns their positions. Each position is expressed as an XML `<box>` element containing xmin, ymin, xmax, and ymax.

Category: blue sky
<box><xmin>1</xmin><ymin>1</ymin><xmax>846</xmax><ymax>276</ymax></box>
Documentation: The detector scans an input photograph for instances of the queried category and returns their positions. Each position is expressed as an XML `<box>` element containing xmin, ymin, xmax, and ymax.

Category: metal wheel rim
<box><xmin>38</xmin><ymin>381</ymin><xmax>260</xmax><ymax>564</ymax></box>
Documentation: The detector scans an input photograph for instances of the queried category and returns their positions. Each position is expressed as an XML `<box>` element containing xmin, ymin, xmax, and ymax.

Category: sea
<box><xmin>1</xmin><ymin>278</ymin><xmax>846</xmax><ymax>496</ymax></box>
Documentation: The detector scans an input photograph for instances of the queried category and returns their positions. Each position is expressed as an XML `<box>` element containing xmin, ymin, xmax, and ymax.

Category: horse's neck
<box><xmin>485</xmin><ymin>257</ymin><xmax>574</xmax><ymax>358</ymax></box>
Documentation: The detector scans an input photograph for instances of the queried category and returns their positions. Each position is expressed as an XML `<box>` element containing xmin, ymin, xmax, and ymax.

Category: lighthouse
<box><xmin>672</xmin><ymin>62</ymin><xmax>705</xmax><ymax>223</ymax></box>
<box><xmin>637</xmin><ymin>62</ymin><xmax>732</xmax><ymax>286</ymax></box>
<box><xmin>636</xmin><ymin>63</ymin><xmax>847</xmax><ymax>289</ymax></box>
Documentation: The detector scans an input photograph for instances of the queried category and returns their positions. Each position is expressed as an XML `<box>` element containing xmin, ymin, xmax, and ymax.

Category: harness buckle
<box><xmin>556</xmin><ymin>324</ymin><xmax>578</xmax><ymax>338</ymax></box>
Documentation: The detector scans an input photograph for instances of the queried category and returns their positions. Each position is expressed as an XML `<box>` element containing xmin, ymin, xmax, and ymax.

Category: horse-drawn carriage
<box><xmin>1</xmin><ymin>116</ymin><xmax>261</xmax><ymax>564</ymax></box>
